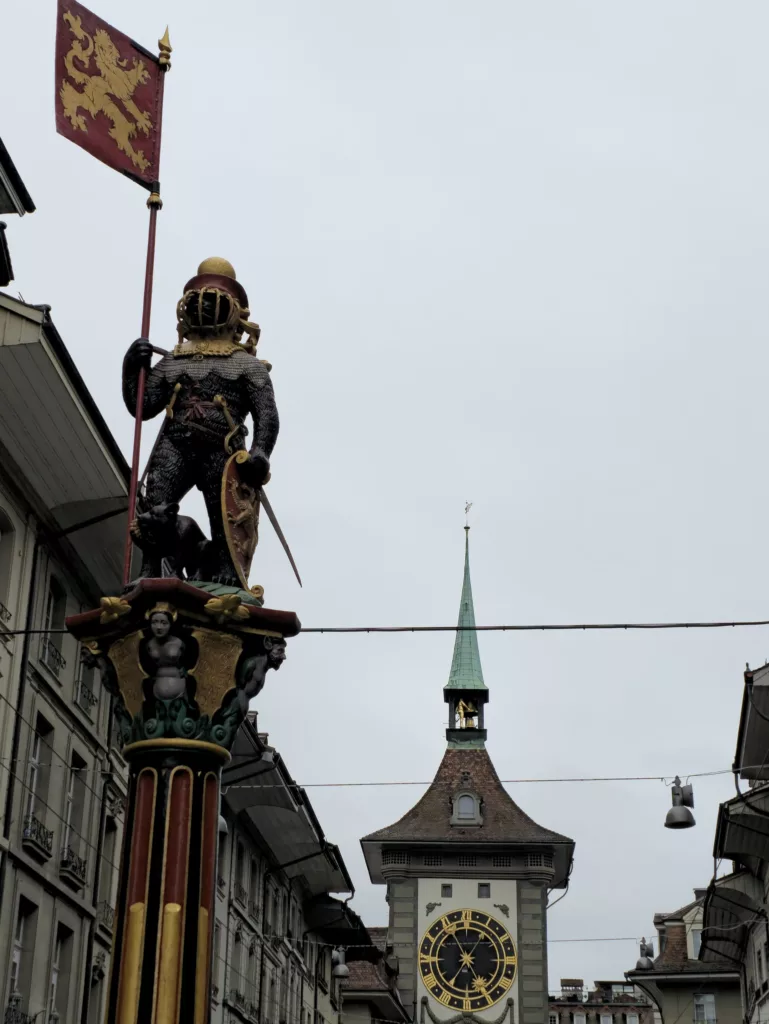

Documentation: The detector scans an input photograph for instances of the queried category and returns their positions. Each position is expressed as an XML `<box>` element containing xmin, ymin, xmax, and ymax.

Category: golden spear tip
<box><xmin>158</xmin><ymin>26</ymin><xmax>172</xmax><ymax>68</ymax></box>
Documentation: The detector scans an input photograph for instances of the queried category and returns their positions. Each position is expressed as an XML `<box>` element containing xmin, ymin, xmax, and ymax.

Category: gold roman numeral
<box><xmin>423</xmin><ymin>974</ymin><xmax>437</xmax><ymax>990</ymax></box>
<box><xmin>499</xmin><ymin>976</ymin><xmax>513</xmax><ymax>991</ymax></box>
<box><xmin>463</xmin><ymin>1000</ymin><xmax>472</xmax><ymax>1011</ymax></box>
<box><xmin>505</xmin><ymin>956</ymin><xmax>517</xmax><ymax>966</ymax></box>
<box><xmin>461</xmin><ymin>909</ymin><xmax>472</xmax><ymax>924</ymax></box>
<box><xmin>437</xmin><ymin>992</ymin><xmax>454</xmax><ymax>1007</ymax></box>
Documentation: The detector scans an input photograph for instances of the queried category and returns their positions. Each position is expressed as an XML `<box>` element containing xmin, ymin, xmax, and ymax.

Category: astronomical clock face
<box><xmin>419</xmin><ymin>909</ymin><xmax>517</xmax><ymax>1011</ymax></box>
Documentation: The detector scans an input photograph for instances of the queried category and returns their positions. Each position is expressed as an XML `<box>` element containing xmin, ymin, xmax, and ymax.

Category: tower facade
<box><xmin>361</xmin><ymin>530</ymin><xmax>574</xmax><ymax>1024</ymax></box>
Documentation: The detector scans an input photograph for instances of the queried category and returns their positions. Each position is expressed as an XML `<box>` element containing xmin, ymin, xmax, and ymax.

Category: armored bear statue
<box><xmin>123</xmin><ymin>257</ymin><xmax>278</xmax><ymax>585</ymax></box>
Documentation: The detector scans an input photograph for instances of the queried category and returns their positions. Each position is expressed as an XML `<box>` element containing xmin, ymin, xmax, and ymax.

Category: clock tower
<box><xmin>361</xmin><ymin>529</ymin><xmax>574</xmax><ymax>1024</ymax></box>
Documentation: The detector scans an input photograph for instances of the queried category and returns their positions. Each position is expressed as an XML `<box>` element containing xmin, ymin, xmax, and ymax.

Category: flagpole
<box><xmin>122</xmin><ymin>29</ymin><xmax>172</xmax><ymax>587</ymax></box>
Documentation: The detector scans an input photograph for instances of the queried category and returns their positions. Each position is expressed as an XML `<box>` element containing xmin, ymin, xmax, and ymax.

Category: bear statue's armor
<box><xmin>122</xmin><ymin>257</ymin><xmax>278</xmax><ymax>586</ymax></box>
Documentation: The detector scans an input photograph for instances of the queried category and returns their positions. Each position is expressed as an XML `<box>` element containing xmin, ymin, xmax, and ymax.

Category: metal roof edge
<box><xmin>0</xmin><ymin>137</ymin><xmax>36</xmax><ymax>214</ymax></box>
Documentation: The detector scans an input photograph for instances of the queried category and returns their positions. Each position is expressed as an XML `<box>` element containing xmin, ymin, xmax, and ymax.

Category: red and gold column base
<box><xmin>107</xmin><ymin>740</ymin><xmax>229</xmax><ymax>1024</ymax></box>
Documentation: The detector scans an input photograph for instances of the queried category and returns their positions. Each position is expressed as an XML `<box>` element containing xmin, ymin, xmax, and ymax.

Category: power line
<box><xmin>8</xmin><ymin>616</ymin><xmax>769</xmax><ymax>637</ymax></box>
<box><xmin>221</xmin><ymin>766</ymin><xmax>749</xmax><ymax>789</ymax></box>
<box><xmin>301</xmin><ymin>619</ymin><xmax>769</xmax><ymax>633</ymax></box>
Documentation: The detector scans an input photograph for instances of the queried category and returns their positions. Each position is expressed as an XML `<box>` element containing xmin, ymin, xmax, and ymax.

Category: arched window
<box><xmin>457</xmin><ymin>795</ymin><xmax>475</xmax><ymax>819</ymax></box>
<box><xmin>0</xmin><ymin>508</ymin><xmax>15</xmax><ymax>613</ymax></box>
<box><xmin>451</xmin><ymin>790</ymin><xmax>483</xmax><ymax>826</ymax></box>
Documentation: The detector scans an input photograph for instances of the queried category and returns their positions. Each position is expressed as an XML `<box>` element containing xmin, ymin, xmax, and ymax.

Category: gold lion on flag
<box><xmin>59</xmin><ymin>9</ymin><xmax>154</xmax><ymax>172</ymax></box>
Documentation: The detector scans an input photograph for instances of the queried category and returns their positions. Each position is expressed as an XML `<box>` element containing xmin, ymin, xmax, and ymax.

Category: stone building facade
<box><xmin>696</xmin><ymin>660</ymin><xmax>769</xmax><ymax>1024</ymax></box>
<box><xmin>0</xmin><ymin>288</ymin><xmax>131</xmax><ymax>1024</ymax></box>
<box><xmin>360</xmin><ymin>531</ymin><xmax>574</xmax><ymax>1024</ymax></box>
<box><xmin>549</xmin><ymin>979</ymin><xmax>655</xmax><ymax>1024</ymax></box>
<box><xmin>626</xmin><ymin>889</ymin><xmax>740</xmax><ymax>1024</ymax></box>
<box><xmin>212</xmin><ymin>714</ymin><xmax>370</xmax><ymax>1024</ymax></box>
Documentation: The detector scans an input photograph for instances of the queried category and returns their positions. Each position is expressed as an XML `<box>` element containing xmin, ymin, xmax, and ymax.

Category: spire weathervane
<box><xmin>465</xmin><ymin>501</ymin><xmax>473</xmax><ymax>529</ymax></box>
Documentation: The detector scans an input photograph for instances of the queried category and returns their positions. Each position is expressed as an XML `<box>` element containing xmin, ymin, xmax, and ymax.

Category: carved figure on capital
<box><xmin>70</xmin><ymin>584</ymin><xmax>296</xmax><ymax>753</ymax></box>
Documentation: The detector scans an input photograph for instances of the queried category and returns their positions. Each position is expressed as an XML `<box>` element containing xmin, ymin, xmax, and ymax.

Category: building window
<box><xmin>692</xmin><ymin>928</ymin><xmax>702</xmax><ymax>958</ymax></box>
<box><xmin>211</xmin><ymin>922</ymin><xmax>221</xmax><ymax>999</ymax></box>
<box><xmin>441</xmin><ymin>884</ymin><xmax>453</xmax><ymax>898</ymax></box>
<box><xmin>492</xmin><ymin>855</ymin><xmax>512</xmax><ymax>867</ymax></box>
<box><xmin>458</xmin><ymin>795</ymin><xmax>475</xmax><ymax>818</ymax></box>
<box><xmin>76</xmin><ymin>647</ymin><xmax>99</xmax><ymax>717</ymax></box>
<box><xmin>49</xmin><ymin>923</ymin><xmax>73</xmax><ymax>1021</ymax></box>
<box><xmin>25</xmin><ymin>715</ymin><xmax>53</xmax><ymax>823</ymax></box>
<box><xmin>627</xmin><ymin>1014</ymin><xmax>639</xmax><ymax>1024</ymax></box>
<box><xmin>694</xmin><ymin>994</ymin><xmax>716</xmax><ymax>1024</ymax></box>
<box><xmin>458</xmin><ymin>854</ymin><xmax>477</xmax><ymax>867</ymax></box>
<box><xmin>217</xmin><ymin>831</ymin><xmax>226</xmax><ymax>892</ymax></box>
<box><xmin>451</xmin><ymin>791</ymin><xmax>483</xmax><ymax>826</ymax></box>
<box><xmin>757</xmin><ymin>944</ymin><xmax>766</xmax><ymax>983</ymax></box>
<box><xmin>0</xmin><ymin>508</ymin><xmax>15</xmax><ymax>616</ymax></box>
<box><xmin>10</xmin><ymin>898</ymin><xmax>37</xmax><ymax>1003</ymax></box>
<box><xmin>424</xmin><ymin>854</ymin><xmax>443</xmax><ymax>866</ymax></box>
<box><xmin>42</xmin><ymin>577</ymin><xmax>67</xmax><ymax>675</ymax></box>
<box><xmin>600</xmin><ymin>1015</ymin><xmax>613</xmax><ymax>1024</ymax></box>
<box><xmin>574</xmin><ymin>1014</ymin><xmax>586</xmax><ymax>1024</ymax></box>
<box><xmin>62</xmin><ymin>751</ymin><xmax>87</xmax><ymax>854</ymax></box>
<box><xmin>99</xmin><ymin>817</ymin><xmax>117</xmax><ymax>913</ymax></box>
<box><xmin>272</xmin><ymin>888</ymin><xmax>281</xmax><ymax>935</ymax></box>
<box><xmin>478</xmin><ymin>883</ymin><xmax>491</xmax><ymax>898</ymax></box>
<box><xmin>550</xmin><ymin>1015</ymin><xmax>558</xmax><ymax>1024</ymax></box>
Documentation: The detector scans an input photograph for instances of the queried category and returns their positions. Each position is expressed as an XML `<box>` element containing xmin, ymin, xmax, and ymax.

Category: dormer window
<box><xmin>457</xmin><ymin>795</ymin><xmax>475</xmax><ymax>819</ymax></box>
<box><xmin>451</xmin><ymin>791</ymin><xmax>483</xmax><ymax>826</ymax></box>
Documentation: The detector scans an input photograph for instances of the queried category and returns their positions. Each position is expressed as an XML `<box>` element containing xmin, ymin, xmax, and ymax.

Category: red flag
<box><xmin>55</xmin><ymin>0</ymin><xmax>165</xmax><ymax>188</ymax></box>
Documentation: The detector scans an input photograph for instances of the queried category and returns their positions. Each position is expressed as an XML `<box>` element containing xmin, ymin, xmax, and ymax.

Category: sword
<box><xmin>259</xmin><ymin>487</ymin><xmax>303</xmax><ymax>588</ymax></box>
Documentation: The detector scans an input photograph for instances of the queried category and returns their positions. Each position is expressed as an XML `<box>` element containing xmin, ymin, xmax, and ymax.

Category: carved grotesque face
<box><xmin>150</xmin><ymin>612</ymin><xmax>172</xmax><ymax>638</ymax></box>
<box><xmin>267</xmin><ymin>639</ymin><xmax>287</xmax><ymax>670</ymax></box>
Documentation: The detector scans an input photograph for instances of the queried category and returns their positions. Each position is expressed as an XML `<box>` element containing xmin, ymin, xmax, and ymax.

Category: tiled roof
<box><xmin>367</xmin><ymin>927</ymin><xmax>388</xmax><ymax>951</ymax></box>
<box><xmin>636</xmin><ymin>961</ymin><xmax>737</xmax><ymax>975</ymax></box>
<box><xmin>628</xmin><ymin>918</ymin><xmax>735</xmax><ymax>978</ymax></box>
<box><xmin>343</xmin><ymin>960</ymin><xmax>391</xmax><ymax>991</ymax></box>
<box><xmin>361</xmin><ymin>746</ymin><xmax>572</xmax><ymax>844</ymax></box>
<box><xmin>653</xmin><ymin>898</ymin><xmax>701</xmax><ymax>924</ymax></box>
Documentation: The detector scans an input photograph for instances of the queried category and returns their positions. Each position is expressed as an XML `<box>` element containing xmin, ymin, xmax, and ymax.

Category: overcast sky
<box><xmin>5</xmin><ymin>0</ymin><xmax>769</xmax><ymax>990</ymax></box>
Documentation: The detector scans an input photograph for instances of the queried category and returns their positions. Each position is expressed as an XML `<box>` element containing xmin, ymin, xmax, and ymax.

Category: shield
<box><xmin>221</xmin><ymin>452</ymin><xmax>261</xmax><ymax>590</ymax></box>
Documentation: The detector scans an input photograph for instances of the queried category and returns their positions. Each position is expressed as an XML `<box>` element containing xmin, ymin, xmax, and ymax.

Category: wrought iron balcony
<box><xmin>0</xmin><ymin>600</ymin><xmax>12</xmax><ymax>642</ymax></box>
<box><xmin>230</xmin><ymin>989</ymin><xmax>247</xmax><ymax>1011</ymax></box>
<box><xmin>22</xmin><ymin>813</ymin><xmax>53</xmax><ymax>859</ymax></box>
<box><xmin>76</xmin><ymin>679</ymin><xmax>98</xmax><ymax>716</ymax></box>
<box><xmin>41</xmin><ymin>635</ymin><xmax>66</xmax><ymax>676</ymax></box>
<box><xmin>248</xmin><ymin>898</ymin><xmax>260</xmax><ymax>921</ymax></box>
<box><xmin>97</xmin><ymin>900</ymin><xmax>115</xmax><ymax>932</ymax></box>
<box><xmin>217</xmin><ymin>874</ymin><xmax>226</xmax><ymax>892</ymax></box>
<box><xmin>5</xmin><ymin>992</ymin><xmax>34</xmax><ymax>1024</ymax></box>
<box><xmin>234</xmin><ymin>881</ymin><xmax>248</xmax><ymax>906</ymax></box>
<box><xmin>60</xmin><ymin>844</ymin><xmax>87</xmax><ymax>888</ymax></box>
<box><xmin>248</xmin><ymin>1002</ymin><xmax>259</xmax><ymax>1020</ymax></box>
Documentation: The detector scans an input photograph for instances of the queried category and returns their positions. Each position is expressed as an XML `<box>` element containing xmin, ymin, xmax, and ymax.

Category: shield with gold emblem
<box><xmin>221</xmin><ymin>451</ymin><xmax>261</xmax><ymax>590</ymax></box>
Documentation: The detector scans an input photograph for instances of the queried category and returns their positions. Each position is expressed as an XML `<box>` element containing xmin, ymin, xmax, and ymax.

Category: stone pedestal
<box><xmin>67</xmin><ymin>578</ymin><xmax>300</xmax><ymax>1024</ymax></box>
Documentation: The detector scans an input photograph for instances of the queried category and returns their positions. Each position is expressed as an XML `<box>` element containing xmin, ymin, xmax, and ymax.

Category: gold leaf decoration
<box><xmin>99</xmin><ymin>596</ymin><xmax>132</xmax><ymax>624</ymax></box>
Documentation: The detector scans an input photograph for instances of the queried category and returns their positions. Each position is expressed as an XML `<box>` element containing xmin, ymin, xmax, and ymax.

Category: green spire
<box><xmin>446</xmin><ymin>527</ymin><xmax>487</xmax><ymax>691</ymax></box>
